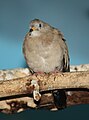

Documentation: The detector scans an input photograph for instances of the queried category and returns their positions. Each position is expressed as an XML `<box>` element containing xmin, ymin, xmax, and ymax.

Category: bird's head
<box><xmin>29</xmin><ymin>19</ymin><xmax>51</xmax><ymax>36</ymax></box>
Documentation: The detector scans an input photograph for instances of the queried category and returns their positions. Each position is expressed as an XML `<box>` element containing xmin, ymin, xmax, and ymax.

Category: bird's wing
<box><xmin>62</xmin><ymin>40</ymin><xmax>70</xmax><ymax>72</ymax></box>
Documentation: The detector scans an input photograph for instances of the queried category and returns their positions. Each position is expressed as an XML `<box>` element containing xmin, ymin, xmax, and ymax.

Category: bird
<box><xmin>23</xmin><ymin>19</ymin><xmax>70</xmax><ymax>109</ymax></box>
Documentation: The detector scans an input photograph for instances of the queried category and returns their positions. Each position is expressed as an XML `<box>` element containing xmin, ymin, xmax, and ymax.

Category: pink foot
<box><xmin>33</xmin><ymin>71</ymin><xmax>46</xmax><ymax>76</ymax></box>
<box><xmin>49</xmin><ymin>70</ymin><xmax>62</xmax><ymax>76</ymax></box>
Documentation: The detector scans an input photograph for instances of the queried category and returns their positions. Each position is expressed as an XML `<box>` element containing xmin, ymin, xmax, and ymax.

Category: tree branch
<box><xmin>0</xmin><ymin>71</ymin><xmax>89</xmax><ymax>98</ymax></box>
<box><xmin>0</xmin><ymin>64</ymin><xmax>89</xmax><ymax>113</ymax></box>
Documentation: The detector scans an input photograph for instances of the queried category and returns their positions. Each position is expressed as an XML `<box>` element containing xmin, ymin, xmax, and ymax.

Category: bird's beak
<box><xmin>31</xmin><ymin>26</ymin><xmax>36</xmax><ymax>31</ymax></box>
<box><xmin>29</xmin><ymin>26</ymin><xmax>36</xmax><ymax>32</ymax></box>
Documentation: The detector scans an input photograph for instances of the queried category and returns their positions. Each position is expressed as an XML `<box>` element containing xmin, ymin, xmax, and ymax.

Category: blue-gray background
<box><xmin>0</xmin><ymin>0</ymin><xmax>89</xmax><ymax>119</ymax></box>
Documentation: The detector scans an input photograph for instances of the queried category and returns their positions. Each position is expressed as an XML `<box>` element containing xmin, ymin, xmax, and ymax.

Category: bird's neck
<box><xmin>31</xmin><ymin>31</ymin><xmax>41</xmax><ymax>37</ymax></box>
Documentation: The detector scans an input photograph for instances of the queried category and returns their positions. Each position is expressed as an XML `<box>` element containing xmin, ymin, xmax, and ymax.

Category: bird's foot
<box><xmin>48</xmin><ymin>70</ymin><xmax>62</xmax><ymax>77</ymax></box>
<box><xmin>33</xmin><ymin>71</ymin><xmax>46</xmax><ymax>76</ymax></box>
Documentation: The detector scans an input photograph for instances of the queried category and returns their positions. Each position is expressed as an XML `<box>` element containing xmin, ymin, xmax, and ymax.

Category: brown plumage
<box><xmin>23</xmin><ymin>19</ymin><xmax>70</xmax><ymax>109</ymax></box>
<box><xmin>23</xmin><ymin>19</ymin><xmax>70</xmax><ymax>73</ymax></box>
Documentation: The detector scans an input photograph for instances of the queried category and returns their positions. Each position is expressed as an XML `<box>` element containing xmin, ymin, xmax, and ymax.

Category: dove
<box><xmin>23</xmin><ymin>19</ymin><xmax>70</xmax><ymax>73</ymax></box>
<box><xmin>23</xmin><ymin>19</ymin><xmax>70</xmax><ymax>109</ymax></box>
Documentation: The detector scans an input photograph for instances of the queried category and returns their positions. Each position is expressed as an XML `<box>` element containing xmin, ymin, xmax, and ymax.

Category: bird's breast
<box><xmin>24</xmin><ymin>36</ymin><xmax>63</xmax><ymax>73</ymax></box>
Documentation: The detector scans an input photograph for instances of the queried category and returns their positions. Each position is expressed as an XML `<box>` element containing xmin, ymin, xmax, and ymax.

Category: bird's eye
<box><xmin>39</xmin><ymin>24</ymin><xmax>41</xmax><ymax>28</ymax></box>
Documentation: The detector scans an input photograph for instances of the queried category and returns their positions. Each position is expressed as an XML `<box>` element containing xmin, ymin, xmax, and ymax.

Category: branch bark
<box><xmin>0</xmin><ymin>64</ymin><xmax>89</xmax><ymax>113</ymax></box>
<box><xmin>0</xmin><ymin>71</ymin><xmax>89</xmax><ymax>98</ymax></box>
